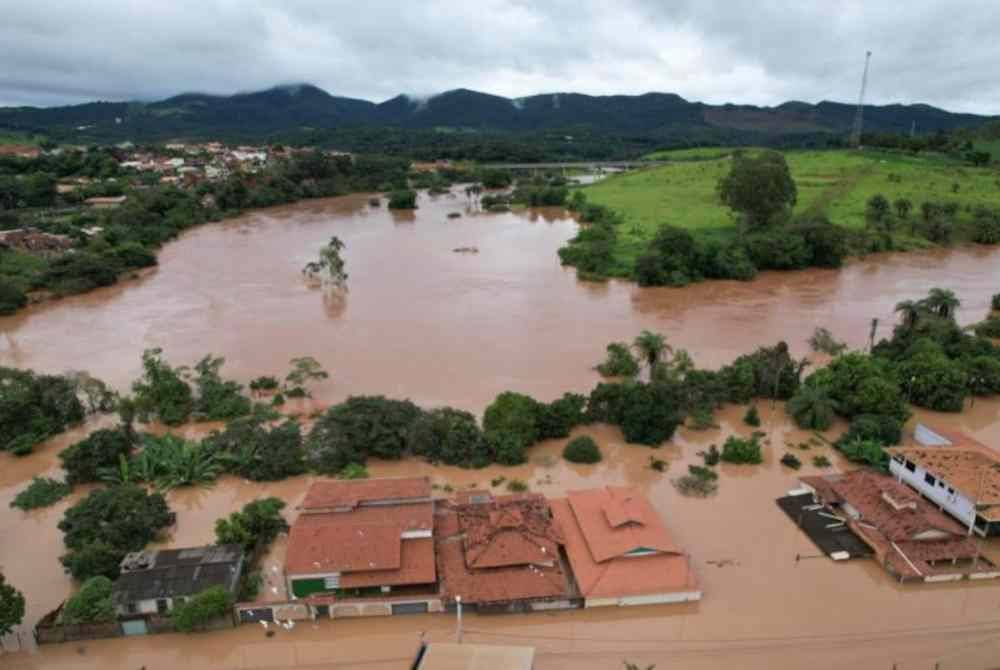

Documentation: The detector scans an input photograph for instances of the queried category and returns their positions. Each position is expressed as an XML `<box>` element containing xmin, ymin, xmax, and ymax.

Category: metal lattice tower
<box><xmin>850</xmin><ymin>51</ymin><xmax>872</xmax><ymax>148</ymax></box>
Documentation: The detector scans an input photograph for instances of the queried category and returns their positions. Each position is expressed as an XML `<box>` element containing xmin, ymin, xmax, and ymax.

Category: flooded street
<box><xmin>2</xmin><ymin>188</ymin><xmax>1000</xmax><ymax>669</ymax></box>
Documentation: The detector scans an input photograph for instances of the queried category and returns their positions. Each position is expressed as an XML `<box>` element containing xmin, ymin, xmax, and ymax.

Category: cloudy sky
<box><xmin>2</xmin><ymin>0</ymin><xmax>999</xmax><ymax>113</ymax></box>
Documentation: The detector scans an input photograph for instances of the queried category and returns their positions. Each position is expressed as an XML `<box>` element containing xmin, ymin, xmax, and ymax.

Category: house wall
<box><xmin>889</xmin><ymin>459</ymin><xmax>977</xmax><ymax>529</ymax></box>
<box><xmin>585</xmin><ymin>590</ymin><xmax>702</xmax><ymax>608</ymax></box>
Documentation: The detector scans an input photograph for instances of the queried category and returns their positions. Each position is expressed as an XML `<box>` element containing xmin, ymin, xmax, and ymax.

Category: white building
<box><xmin>887</xmin><ymin>426</ymin><xmax>1000</xmax><ymax>537</ymax></box>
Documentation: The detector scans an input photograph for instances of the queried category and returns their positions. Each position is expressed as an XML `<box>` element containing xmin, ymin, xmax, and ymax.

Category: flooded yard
<box><xmin>2</xmin><ymin>187</ymin><xmax>1000</xmax><ymax>669</ymax></box>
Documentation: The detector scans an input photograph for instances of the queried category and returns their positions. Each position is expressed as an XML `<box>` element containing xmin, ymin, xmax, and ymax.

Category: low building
<box><xmin>0</xmin><ymin>227</ymin><xmax>73</xmax><ymax>256</ymax></box>
<box><xmin>550</xmin><ymin>486</ymin><xmax>701</xmax><ymax>607</ymax></box>
<box><xmin>112</xmin><ymin>545</ymin><xmax>244</xmax><ymax>632</ymax></box>
<box><xmin>84</xmin><ymin>195</ymin><xmax>127</xmax><ymax>209</ymax></box>
<box><xmin>801</xmin><ymin>471</ymin><xmax>998</xmax><ymax>582</ymax></box>
<box><xmin>285</xmin><ymin>477</ymin><xmax>439</xmax><ymax>617</ymax></box>
<box><xmin>412</xmin><ymin>643</ymin><xmax>535</xmax><ymax>670</ymax></box>
<box><xmin>888</xmin><ymin>427</ymin><xmax>1000</xmax><ymax>537</ymax></box>
<box><xmin>436</xmin><ymin>492</ymin><xmax>574</xmax><ymax>612</ymax></box>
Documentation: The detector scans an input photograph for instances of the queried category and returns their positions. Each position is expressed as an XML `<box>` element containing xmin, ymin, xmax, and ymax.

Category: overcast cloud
<box><xmin>2</xmin><ymin>0</ymin><xmax>999</xmax><ymax>114</ymax></box>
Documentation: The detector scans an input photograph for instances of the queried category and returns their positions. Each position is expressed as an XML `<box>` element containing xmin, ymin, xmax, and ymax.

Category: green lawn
<box><xmin>583</xmin><ymin>148</ymin><xmax>1000</xmax><ymax>268</ymax></box>
<box><xmin>643</xmin><ymin>146</ymin><xmax>739</xmax><ymax>161</ymax></box>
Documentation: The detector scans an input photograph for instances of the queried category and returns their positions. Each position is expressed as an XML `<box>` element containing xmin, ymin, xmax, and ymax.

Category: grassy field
<box><xmin>583</xmin><ymin>148</ymin><xmax>1000</xmax><ymax>268</ymax></box>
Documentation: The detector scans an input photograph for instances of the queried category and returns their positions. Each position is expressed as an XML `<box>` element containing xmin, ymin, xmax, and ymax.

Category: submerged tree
<box><xmin>303</xmin><ymin>236</ymin><xmax>348</xmax><ymax>289</ymax></box>
<box><xmin>0</xmin><ymin>571</ymin><xmax>25</xmax><ymax>636</ymax></box>
<box><xmin>632</xmin><ymin>331</ymin><xmax>672</xmax><ymax>379</ymax></box>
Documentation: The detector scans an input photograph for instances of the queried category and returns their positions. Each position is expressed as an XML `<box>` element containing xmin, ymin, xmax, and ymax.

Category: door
<box><xmin>391</xmin><ymin>602</ymin><xmax>428</xmax><ymax>616</ymax></box>
<box><xmin>121</xmin><ymin>619</ymin><xmax>148</xmax><ymax>636</ymax></box>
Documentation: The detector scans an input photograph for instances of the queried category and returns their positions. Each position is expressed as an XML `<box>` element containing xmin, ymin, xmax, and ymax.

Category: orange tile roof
<box><xmin>563</xmin><ymin>487</ymin><xmax>680</xmax><ymax>563</ymax></box>
<box><xmin>436</xmin><ymin>508</ymin><xmax>571</xmax><ymax>604</ymax></box>
<box><xmin>286</xmin><ymin>514</ymin><xmax>401</xmax><ymax>575</ymax></box>
<box><xmin>301</xmin><ymin>477</ymin><xmax>431</xmax><ymax>511</ymax></box>
<box><xmin>458</xmin><ymin>495</ymin><xmax>563</xmax><ymax>569</ymax></box>
<box><xmin>550</xmin><ymin>495</ymin><xmax>698</xmax><ymax>600</ymax></box>
<box><xmin>887</xmin><ymin>447</ymin><xmax>1000</xmax><ymax>510</ymax></box>
<box><xmin>339</xmin><ymin>537</ymin><xmax>436</xmax><ymax>588</ymax></box>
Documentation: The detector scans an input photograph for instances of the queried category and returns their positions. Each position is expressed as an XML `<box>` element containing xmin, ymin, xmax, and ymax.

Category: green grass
<box><xmin>583</xmin><ymin>148</ymin><xmax>1000</xmax><ymax>268</ymax></box>
<box><xmin>643</xmin><ymin>146</ymin><xmax>739</xmax><ymax>161</ymax></box>
<box><xmin>0</xmin><ymin>249</ymin><xmax>49</xmax><ymax>292</ymax></box>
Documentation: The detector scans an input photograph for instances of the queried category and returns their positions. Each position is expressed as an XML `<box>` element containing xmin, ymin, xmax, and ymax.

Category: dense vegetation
<box><xmin>0</xmin><ymin>366</ymin><xmax>85</xmax><ymax>454</ymax></box>
<box><xmin>58</xmin><ymin>485</ymin><xmax>175</xmax><ymax>581</ymax></box>
<box><xmin>0</xmin><ymin>571</ymin><xmax>25</xmax><ymax>635</ymax></box>
<box><xmin>563</xmin><ymin>436</ymin><xmax>602</xmax><ymax>464</ymax></box>
<box><xmin>172</xmin><ymin>586</ymin><xmax>233</xmax><ymax>632</ymax></box>
<box><xmin>61</xmin><ymin>576</ymin><xmax>115</xmax><ymax>625</ymax></box>
<box><xmin>10</xmin><ymin>476</ymin><xmax>72</xmax><ymax>511</ymax></box>
<box><xmin>0</xmin><ymin>149</ymin><xmax>409</xmax><ymax>313</ymax></box>
<box><xmin>562</xmin><ymin>147</ymin><xmax>1000</xmax><ymax>284</ymax></box>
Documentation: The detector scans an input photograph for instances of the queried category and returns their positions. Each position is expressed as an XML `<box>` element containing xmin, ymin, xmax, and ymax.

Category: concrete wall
<box><xmin>585</xmin><ymin>590</ymin><xmax>702</xmax><ymax>608</ymax></box>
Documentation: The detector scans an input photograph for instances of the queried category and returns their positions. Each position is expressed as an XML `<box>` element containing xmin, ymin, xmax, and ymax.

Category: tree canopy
<box><xmin>717</xmin><ymin>150</ymin><xmax>797</xmax><ymax>229</ymax></box>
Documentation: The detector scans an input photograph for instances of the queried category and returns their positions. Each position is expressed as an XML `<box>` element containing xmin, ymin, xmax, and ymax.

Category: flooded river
<box><xmin>2</xmin><ymin>188</ymin><xmax>1000</xmax><ymax>669</ymax></box>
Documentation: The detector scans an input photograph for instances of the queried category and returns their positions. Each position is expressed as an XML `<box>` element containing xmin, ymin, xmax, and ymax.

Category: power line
<box><xmin>850</xmin><ymin>50</ymin><xmax>873</xmax><ymax>148</ymax></box>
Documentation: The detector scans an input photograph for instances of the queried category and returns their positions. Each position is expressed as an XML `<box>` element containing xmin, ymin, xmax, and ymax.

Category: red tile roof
<box><xmin>286</xmin><ymin>513</ymin><xmax>402</xmax><ymax>575</ymax></box>
<box><xmin>550</xmin><ymin>490</ymin><xmax>698</xmax><ymax>600</ymax></box>
<box><xmin>563</xmin><ymin>487</ymin><xmax>680</xmax><ymax>563</ymax></box>
<box><xmin>458</xmin><ymin>494</ymin><xmax>564</xmax><ymax>569</ymax></box>
<box><xmin>300</xmin><ymin>477</ymin><xmax>431</xmax><ymax>511</ymax></box>
<box><xmin>436</xmin><ymin>507</ymin><xmax>571</xmax><ymax>604</ymax></box>
<box><xmin>339</xmin><ymin>537</ymin><xmax>436</xmax><ymax>588</ymax></box>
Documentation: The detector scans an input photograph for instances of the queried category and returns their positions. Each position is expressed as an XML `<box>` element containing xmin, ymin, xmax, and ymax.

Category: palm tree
<box><xmin>894</xmin><ymin>299</ymin><xmax>923</xmax><ymax>328</ymax></box>
<box><xmin>632</xmin><ymin>331</ymin><xmax>671</xmax><ymax>378</ymax></box>
<box><xmin>921</xmin><ymin>288</ymin><xmax>961</xmax><ymax>320</ymax></box>
<box><xmin>786</xmin><ymin>386</ymin><xmax>839</xmax><ymax>431</ymax></box>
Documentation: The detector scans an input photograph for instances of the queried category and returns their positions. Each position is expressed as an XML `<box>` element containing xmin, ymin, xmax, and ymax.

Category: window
<box><xmin>924</xmin><ymin>473</ymin><xmax>936</xmax><ymax>486</ymax></box>
<box><xmin>323</xmin><ymin>575</ymin><xmax>340</xmax><ymax>590</ymax></box>
<box><xmin>892</xmin><ymin>455</ymin><xmax>904</xmax><ymax>464</ymax></box>
<box><xmin>125</xmin><ymin>602</ymin><xmax>139</xmax><ymax>615</ymax></box>
<box><xmin>905</xmin><ymin>460</ymin><xmax>916</xmax><ymax>472</ymax></box>
<box><xmin>948</xmin><ymin>487</ymin><xmax>955</xmax><ymax>495</ymax></box>
<box><xmin>938</xmin><ymin>480</ymin><xmax>946</xmax><ymax>488</ymax></box>
<box><xmin>156</xmin><ymin>599</ymin><xmax>169</xmax><ymax>614</ymax></box>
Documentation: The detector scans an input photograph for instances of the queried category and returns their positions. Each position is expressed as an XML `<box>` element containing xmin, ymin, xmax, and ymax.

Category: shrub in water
<box><xmin>721</xmin><ymin>434</ymin><xmax>763</xmax><ymax>464</ymax></box>
<box><xmin>780</xmin><ymin>453</ymin><xmax>802</xmax><ymax>470</ymax></box>
<box><xmin>563</xmin><ymin>436</ymin><xmax>602</xmax><ymax>464</ymax></box>
<box><xmin>743</xmin><ymin>405</ymin><xmax>761</xmax><ymax>427</ymax></box>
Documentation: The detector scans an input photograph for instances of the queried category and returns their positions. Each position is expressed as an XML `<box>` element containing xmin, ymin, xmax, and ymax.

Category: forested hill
<box><xmin>1</xmin><ymin>83</ymin><xmax>995</xmax><ymax>148</ymax></box>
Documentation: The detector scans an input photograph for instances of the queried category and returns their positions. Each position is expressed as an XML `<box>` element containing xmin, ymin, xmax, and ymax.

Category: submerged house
<box><xmin>285</xmin><ymin>477</ymin><xmax>440</xmax><ymax>617</ymax></box>
<box><xmin>886</xmin><ymin>426</ymin><xmax>1000</xmax><ymax>537</ymax></box>
<box><xmin>800</xmin><ymin>471</ymin><xmax>999</xmax><ymax>582</ymax></box>
<box><xmin>550</xmin><ymin>486</ymin><xmax>701</xmax><ymax>607</ymax></box>
<box><xmin>112</xmin><ymin>545</ymin><xmax>244</xmax><ymax>634</ymax></box>
<box><xmin>436</xmin><ymin>491</ymin><xmax>574</xmax><ymax>612</ymax></box>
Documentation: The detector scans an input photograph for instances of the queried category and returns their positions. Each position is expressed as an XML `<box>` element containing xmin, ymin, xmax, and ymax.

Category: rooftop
<box><xmin>550</xmin><ymin>489</ymin><xmax>697</xmax><ymax>600</ymax></box>
<box><xmin>285</xmin><ymin>501</ymin><xmax>433</xmax><ymax>575</ymax></box>
<box><xmin>112</xmin><ymin>545</ymin><xmax>243</xmax><ymax>606</ymax></box>
<box><xmin>887</xmin><ymin>447</ymin><xmax>1000</xmax><ymax>509</ymax></box>
<box><xmin>300</xmin><ymin>477</ymin><xmax>431</xmax><ymax>511</ymax></box>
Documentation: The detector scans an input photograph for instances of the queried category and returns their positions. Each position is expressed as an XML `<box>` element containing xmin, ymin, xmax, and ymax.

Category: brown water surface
<box><xmin>3</xmin><ymin>189</ymin><xmax>1000</xmax><ymax>669</ymax></box>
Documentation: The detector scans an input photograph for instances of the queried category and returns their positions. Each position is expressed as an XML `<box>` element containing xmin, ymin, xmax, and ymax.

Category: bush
<box><xmin>992</xmin><ymin>294</ymin><xmax>1000</xmax><ymax>312</ymax></box>
<box><xmin>592</xmin><ymin>381</ymin><xmax>683</xmax><ymax>446</ymax></box>
<box><xmin>786</xmin><ymin>385</ymin><xmax>838</xmax><ymax>431</ymax></box>
<box><xmin>59</xmin><ymin>427</ymin><xmax>134</xmax><ymax>485</ymax></box>
<box><xmin>808</xmin><ymin>327</ymin><xmax>847</xmax><ymax>356</ymax></box>
<box><xmin>563</xmin><ymin>436</ymin><xmax>602</xmax><ymax>464</ymax></box>
<box><xmin>409</xmin><ymin>407</ymin><xmax>490</xmax><ymax>467</ymax></box>
<box><xmin>720</xmin><ymin>434</ymin><xmax>763</xmax><ymax>464</ymax></box>
<box><xmin>506</xmin><ymin>479</ymin><xmax>529</xmax><ymax>493</ymax></box>
<box><xmin>131</xmin><ymin>348</ymin><xmax>194</xmax><ymax>426</ymax></box>
<box><xmin>59</xmin><ymin>485</ymin><xmax>174</xmax><ymax>580</ymax></box>
<box><xmin>338</xmin><ymin>462</ymin><xmax>369</xmax><ymax>479</ymax></box>
<box><xmin>111</xmin><ymin>242</ymin><xmax>157</xmax><ymax>269</ymax></box>
<box><xmin>975</xmin><ymin>317</ymin><xmax>1000</xmax><ymax>338</ymax></box>
<box><xmin>688</xmin><ymin>406</ymin><xmax>718</xmax><ymax>430</ymax></box>
<box><xmin>743</xmin><ymin>405</ymin><xmax>760</xmax><ymax>427</ymax></box>
<box><xmin>780</xmin><ymin>453</ymin><xmax>802</xmax><ymax>469</ymax></box>
<box><xmin>10</xmin><ymin>476</ymin><xmax>72</xmax><ymax>510</ymax></box>
<box><xmin>41</xmin><ymin>251</ymin><xmax>122</xmax><ymax>295</ymax></box>
<box><xmin>62</xmin><ymin>576</ymin><xmax>115</xmax><ymax>624</ymax></box>
<box><xmin>839</xmin><ymin>438</ymin><xmax>888</xmax><ymax>470</ymax></box>
<box><xmin>0</xmin><ymin>367</ymin><xmax>85</xmax><ymax>453</ymax></box>
<box><xmin>812</xmin><ymin>455</ymin><xmax>832</xmax><ymax>468</ymax></box>
<box><xmin>387</xmin><ymin>189</ymin><xmax>417</xmax><ymax>209</ymax></box>
<box><xmin>649</xmin><ymin>456</ymin><xmax>668</xmax><ymax>472</ymax></box>
<box><xmin>0</xmin><ymin>283</ymin><xmax>27</xmax><ymax>315</ymax></box>
<box><xmin>837</xmin><ymin>414</ymin><xmax>903</xmax><ymax>448</ymax></box>
<box><xmin>596</xmin><ymin>342</ymin><xmax>640</xmax><ymax>377</ymax></box>
<box><xmin>306</xmin><ymin>396</ymin><xmax>424</xmax><ymax>473</ymax></box>
<box><xmin>673</xmin><ymin>465</ymin><xmax>719</xmax><ymax>497</ymax></box>
<box><xmin>206</xmin><ymin>417</ymin><xmax>306</xmax><ymax>481</ymax></box>
<box><xmin>172</xmin><ymin>586</ymin><xmax>233</xmax><ymax>632</ymax></box>
<box><xmin>214</xmin><ymin>498</ymin><xmax>288</xmax><ymax>556</ymax></box>
<box><xmin>537</xmin><ymin>393</ymin><xmax>587</xmax><ymax>440</ymax></box>
<box><xmin>895</xmin><ymin>351</ymin><xmax>968</xmax><ymax>412</ymax></box>
<box><xmin>191</xmin><ymin>355</ymin><xmax>252</xmax><ymax>421</ymax></box>
<box><xmin>702</xmin><ymin>445</ymin><xmax>720</xmax><ymax>466</ymax></box>
<box><xmin>483</xmin><ymin>391</ymin><xmax>542</xmax><ymax>452</ymax></box>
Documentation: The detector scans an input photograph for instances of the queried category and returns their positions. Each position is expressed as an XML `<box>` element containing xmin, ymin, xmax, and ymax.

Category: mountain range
<box><xmin>1</xmin><ymin>83</ymin><xmax>994</xmax><ymax>145</ymax></box>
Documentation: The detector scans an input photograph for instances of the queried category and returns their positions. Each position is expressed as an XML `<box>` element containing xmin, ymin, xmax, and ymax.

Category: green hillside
<box><xmin>583</xmin><ymin>148</ymin><xmax>1000</xmax><ymax>269</ymax></box>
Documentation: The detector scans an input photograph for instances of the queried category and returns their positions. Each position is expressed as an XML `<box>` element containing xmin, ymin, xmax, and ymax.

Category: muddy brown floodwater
<box><xmin>2</xmin><ymin>188</ymin><xmax>1000</xmax><ymax>669</ymax></box>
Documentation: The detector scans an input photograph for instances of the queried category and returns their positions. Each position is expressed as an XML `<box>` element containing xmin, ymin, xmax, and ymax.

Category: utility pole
<box><xmin>850</xmin><ymin>51</ymin><xmax>873</xmax><ymax>149</ymax></box>
<box><xmin>455</xmin><ymin>595</ymin><xmax>463</xmax><ymax>643</ymax></box>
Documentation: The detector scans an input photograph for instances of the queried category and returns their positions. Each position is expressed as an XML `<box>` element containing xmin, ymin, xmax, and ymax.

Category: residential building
<box><xmin>112</xmin><ymin>545</ymin><xmax>244</xmax><ymax>631</ymax></box>
<box><xmin>436</xmin><ymin>492</ymin><xmax>574</xmax><ymax>612</ymax></box>
<box><xmin>800</xmin><ymin>470</ymin><xmax>998</xmax><ymax>582</ymax></box>
<box><xmin>888</xmin><ymin>441</ymin><xmax>1000</xmax><ymax>537</ymax></box>
<box><xmin>550</xmin><ymin>486</ymin><xmax>701</xmax><ymax>607</ymax></box>
<box><xmin>84</xmin><ymin>195</ymin><xmax>127</xmax><ymax>209</ymax></box>
<box><xmin>285</xmin><ymin>477</ymin><xmax>439</xmax><ymax>617</ymax></box>
<box><xmin>412</xmin><ymin>643</ymin><xmax>535</xmax><ymax>670</ymax></box>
